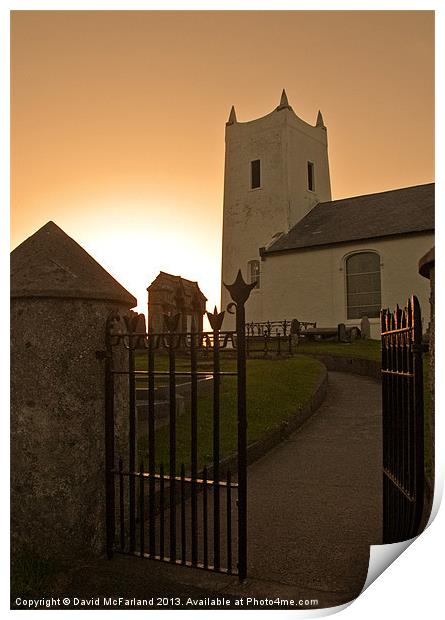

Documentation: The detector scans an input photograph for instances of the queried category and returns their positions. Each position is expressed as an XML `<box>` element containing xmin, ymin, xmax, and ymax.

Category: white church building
<box><xmin>220</xmin><ymin>90</ymin><xmax>434</xmax><ymax>339</ymax></box>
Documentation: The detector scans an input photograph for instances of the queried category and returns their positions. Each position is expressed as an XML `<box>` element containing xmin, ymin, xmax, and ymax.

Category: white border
<box><xmin>3</xmin><ymin>4</ymin><xmax>442</xmax><ymax>618</ymax></box>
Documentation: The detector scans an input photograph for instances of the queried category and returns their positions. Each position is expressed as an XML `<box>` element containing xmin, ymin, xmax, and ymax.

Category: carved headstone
<box><xmin>147</xmin><ymin>272</ymin><xmax>207</xmax><ymax>334</ymax></box>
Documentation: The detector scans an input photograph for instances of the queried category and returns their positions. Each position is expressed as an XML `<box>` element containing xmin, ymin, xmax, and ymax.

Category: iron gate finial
<box><xmin>206</xmin><ymin>306</ymin><xmax>225</xmax><ymax>331</ymax></box>
<box><xmin>223</xmin><ymin>269</ymin><xmax>257</xmax><ymax>306</ymax></box>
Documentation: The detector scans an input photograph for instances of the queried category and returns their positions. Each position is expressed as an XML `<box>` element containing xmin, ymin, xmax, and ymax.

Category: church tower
<box><xmin>221</xmin><ymin>90</ymin><xmax>331</xmax><ymax>322</ymax></box>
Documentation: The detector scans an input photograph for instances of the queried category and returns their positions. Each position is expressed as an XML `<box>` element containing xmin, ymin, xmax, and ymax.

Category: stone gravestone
<box><xmin>10</xmin><ymin>221</ymin><xmax>137</xmax><ymax>561</ymax></box>
<box><xmin>337</xmin><ymin>323</ymin><xmax>347</xmax><ymax>342</ymax></box>
<box><xmin>360</xmin><ymin>316</ymin><xmax>371</xmax><ymax>339</ymax></box>
<box><xmin>290</xmin><ymin>318</ymin><xmax>300</xmax><ymax>345</ymax></box>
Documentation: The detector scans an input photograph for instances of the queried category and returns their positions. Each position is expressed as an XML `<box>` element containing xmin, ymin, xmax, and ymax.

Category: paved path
<box><xmin>39</xmin><ymin>371</ymin><xmax>382</xmax><ymax>610</ymax></box>
<box><xmin>244</xmin><ymin>370</ymin><xmax>382</xmax><ymax>607</ymax></box>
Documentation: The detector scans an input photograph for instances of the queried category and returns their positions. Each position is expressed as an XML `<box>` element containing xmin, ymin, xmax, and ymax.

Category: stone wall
<box><xmin>11</xmin><ymin>298</ymin><xmax>130</xmax><ymax>560</ymax></box>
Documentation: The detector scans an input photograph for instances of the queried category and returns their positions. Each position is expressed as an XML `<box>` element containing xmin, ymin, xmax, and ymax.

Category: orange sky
<box><xmin>10</xmin><ymin>10</ymin><xmax>434</xmax><ymax>314</ymax></box>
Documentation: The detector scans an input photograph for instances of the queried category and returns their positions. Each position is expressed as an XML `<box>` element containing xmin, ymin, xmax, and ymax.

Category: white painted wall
<box><xmin>221</xmin><ymin>99</ymin><xmax>331</xmax><ymax>327</ymax></box>
<box><xmin>254</xmin><ymin>233</ymin><xmax>434</xmax><ymax>339</ymax></box>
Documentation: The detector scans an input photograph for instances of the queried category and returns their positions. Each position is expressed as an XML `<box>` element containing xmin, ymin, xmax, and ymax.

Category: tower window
<box><xmin>251</xmin><ymin>159</ymin><xmax>261</xmax><ymax>189</ymax></box>
<box><xmin>307</xmin><ymin>161</ymin><xmax>315</xmax><ymax>191</ymax></box>
<box><xmin>346</xmin><ymin>252</ymin><xmax>381</xmax><ymax>319</ymax></box>
<box><xmin>248</xmin><ymin>260</ymin><xmax>260</xmax><ymax>288</ymax></box>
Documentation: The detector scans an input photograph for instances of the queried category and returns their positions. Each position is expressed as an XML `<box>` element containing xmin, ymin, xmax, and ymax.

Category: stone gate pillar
<box><xmin>11</xmin><ymin>221</ymin><xmax>137</xmax><ymax>561</ymax></box>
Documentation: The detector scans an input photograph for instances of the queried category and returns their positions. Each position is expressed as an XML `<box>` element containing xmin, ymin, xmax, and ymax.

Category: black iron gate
<box><xmin>105</xmin><ymin>271</ymin><xmax>255</xmax><ymax>579</ymax></box>
<box><xmin>381</xmin><ymin>295</ymin><xmax>425</xmax><ymax>543</ymax></box>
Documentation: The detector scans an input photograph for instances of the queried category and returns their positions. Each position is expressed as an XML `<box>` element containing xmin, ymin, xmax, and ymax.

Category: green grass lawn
<box><xmin>135</xmin><ymin>341</ymin><xmax>433</xmax><ymax>480</ymax></box>
<box><xmin>295</xmin><ymin>338</ymin><xmax>381</xmax><ymax>361</ymax></box>
<box><xmin>137</xmin><ymin>355</ymin><xmax>325</xmax><ymax>473</ymax></box>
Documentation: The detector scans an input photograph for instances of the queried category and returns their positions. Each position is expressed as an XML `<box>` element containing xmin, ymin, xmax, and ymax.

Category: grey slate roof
<box><xmin>265</xmin><ymin>183</ymin><xmax>434</xmax><ymax>255</ymax></box>
<box><xmin>11</xmin><ymin>221</ymin><xmax>137</xmax><ymax>306</ymax></box>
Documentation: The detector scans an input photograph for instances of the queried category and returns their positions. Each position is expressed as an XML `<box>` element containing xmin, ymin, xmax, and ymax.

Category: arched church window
<box><xmin>346</xmin><ymin>252</ymin><xmax>381</xmax><ymax>319</ymax></box>
<box><xmin>248</xmin><ymin>260</ymin><xmax>260</xmax><ymax>288</ymax></box>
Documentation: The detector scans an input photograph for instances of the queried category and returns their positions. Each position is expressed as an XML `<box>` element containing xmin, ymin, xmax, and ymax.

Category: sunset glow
<box><xmin>11</xmin><ymin>10</ymin><xmax>434</xmax><ymax>315</ymax></box>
